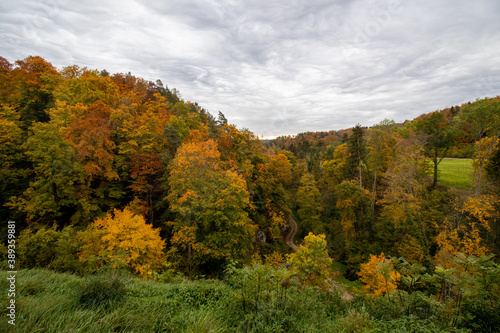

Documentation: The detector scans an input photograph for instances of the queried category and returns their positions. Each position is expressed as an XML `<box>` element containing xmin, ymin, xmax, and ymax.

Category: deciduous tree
<box><xmin>459</xmin><ymin>98</ymin><xmax>500</xmax><ymax>195</ymax></box>
<box><xmin>167</xmin><ymin>140</ymin><xmax>256</xmax><ymax>276</ymax></box>
<box><xmin>296</xmin><ymin>172</ymin><xmax>325</xmax><ymax>237</ymax></box>
<box><xmin>286</xmin><ymin>233</ymin><xmax>333</xmax><ymax>288</ymax></box>
<box><xmin>358</xmin><ymin>252</ymin><xmax>401</xmax><ymax>297</ymax></box>
<box><xmin>79</xmin><ymin>208</ymin><xmax>165</xmax><ymax>277</ymax></box>
<box><xmin>413</xmin><ymin>111</ymin><xmax>456</xmax><ymax>188</ymax></box>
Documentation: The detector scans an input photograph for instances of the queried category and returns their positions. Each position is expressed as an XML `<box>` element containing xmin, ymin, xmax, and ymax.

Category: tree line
<box><xmin>1</xmin><ymin>56</ymin><xmax>499</xmax><ymax>285</ymax></box>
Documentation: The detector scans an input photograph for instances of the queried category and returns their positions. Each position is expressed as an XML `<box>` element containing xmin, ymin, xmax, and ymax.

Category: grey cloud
<box><xmin>1</xmin><ymin>0</ymin><xmax>500</xmax><ymax>138</ymax></box>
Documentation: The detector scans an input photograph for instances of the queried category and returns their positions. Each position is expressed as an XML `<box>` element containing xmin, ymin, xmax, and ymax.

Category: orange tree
<box><xmin>358</xmin><ymin>252</ymin><xmax>401</xmax><ymax>297</ymax></box>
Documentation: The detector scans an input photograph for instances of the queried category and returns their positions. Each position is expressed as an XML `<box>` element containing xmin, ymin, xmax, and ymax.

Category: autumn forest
<box><xmin>1</xmin><ymin>56</ymin><xmax>500</xmax><ymax>332</ymax></box>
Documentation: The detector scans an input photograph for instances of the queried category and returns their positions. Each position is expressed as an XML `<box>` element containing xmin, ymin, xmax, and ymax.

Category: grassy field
<box><xmin>438</xmin><ymin>158</ymin><xmax>474</xmax><ymax>191</ymax></box>
<box><xmin>0</xmin><ymin>268</ymin><xmax>466</xmax><ymax>332</ymax></box>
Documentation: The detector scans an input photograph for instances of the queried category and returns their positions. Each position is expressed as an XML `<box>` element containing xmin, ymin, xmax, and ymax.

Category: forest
<box><xmin>1</xmin><ymin>56</ymin><xmax>500</xmax><ymax>332</ymax></box>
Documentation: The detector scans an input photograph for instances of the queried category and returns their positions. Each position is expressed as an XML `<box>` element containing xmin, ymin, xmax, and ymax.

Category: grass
<box><xmin>438</xmin><ymin>158</ymin><xmax>474</xmax><ymax>191</ymax></box>
<box><xmin>0</xmin><ymin>268</ymin><xmax>468</xmax><ymax>332</ymax></box>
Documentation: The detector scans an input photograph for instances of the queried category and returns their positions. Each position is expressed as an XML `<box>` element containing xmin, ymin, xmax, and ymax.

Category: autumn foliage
<box><xmin>1</xmin><ymin>56</ymin><xmax>500</xmax><ymax>304</ymax></box>
<box><xmin>79</xmin><ymin>208</ymin><xmax>165</xmax><ymax>277</ymax></box>
<box><xmin>357</xmin><ymin>252</ymin><xmax>401</xmax><ymax>297</ymax></box>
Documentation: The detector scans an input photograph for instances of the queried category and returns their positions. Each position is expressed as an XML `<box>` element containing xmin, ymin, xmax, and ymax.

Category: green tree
<box><xmin>9</xmin><ymin>121</ymin><xmax>84</xmax><ymax>223</ymax></box>
<box><xmin>286</xmin><ymin>232</ymin><xmax>333</xmax><ymax>288</ymax></box>
<box><xmin>296</xmin><ymin>172</ymin><xmax>324</xmax><ymax>237</ymax></box>
<box><xmin>459</xmin><ymin>97</ymin><xmax>500</xmax><ymax>195</ymax></box>
<box><xmin>12</xmin><ymin>56</ymin><xmax>61</xmax><ymax>130</ymax></box>
<box><xmin>346</xmin><ymin>124</ymin><xmax>367</xmax><ymax>187</ymax></box>
<box><xmin>485</xmin><ymin>144</ymin><xmax>500</xmax><ymax>191</ymax></box>
<box><xmin>414</xmin><ymin>111</ymin><xmax>457</xmax><ymax>188</ymax></box>
<box><xmin>167</xmin><ymin>140</ymin><xmax>256</xmax><ymax>276</ymax></box>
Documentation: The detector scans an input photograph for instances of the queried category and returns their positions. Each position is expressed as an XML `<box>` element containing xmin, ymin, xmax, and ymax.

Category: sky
<box><xmin>1</xmin><ymin>0</ymin><xmax>500</xmax><ymax>138</ymax></box>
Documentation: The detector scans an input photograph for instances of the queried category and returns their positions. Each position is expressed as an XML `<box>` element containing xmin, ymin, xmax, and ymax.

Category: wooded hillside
<box><xmin>1</xmin><ymin>56</ymin><xmax>499</xmax><ymax>285</ymax></box>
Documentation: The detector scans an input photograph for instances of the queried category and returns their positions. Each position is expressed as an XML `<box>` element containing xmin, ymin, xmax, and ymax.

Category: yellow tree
<box><xmin>435</xmin><ymin>194</ymin><xmax>499</xmax><ymax>268</ymax></box>
<box><xmin>358</xmin><ymin>252</ymin><xmax>401</xmax><ymax>297</ymax></box>
<box><xmin>79</xmin><ymin>208</ymin><xmax>165</xmax><ymax>277</ymax></box>
<box><xmin>167</xmin><ymin>140</ymin><xmax>256</xmax><ymax>276</ymax></box>
<box><xmin>321</xmin><ymin>143</ymin><xmax>349</xmax><ymax>189</ymax></box>
<box><xmin>286</xmin><ymin>233</ymin><xmax>333</xmax><ymax>288</ymax></box>
<box><xmin>379</xmin><ymin>135</ymin><xmax>431</xmax><ymax>260</ymax></box>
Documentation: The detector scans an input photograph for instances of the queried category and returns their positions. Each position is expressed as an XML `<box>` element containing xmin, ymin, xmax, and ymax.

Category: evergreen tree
<box><xmin>346</xmin><ymin>124</ymin><xmax>367</xmax><ymax>187</ymax></box>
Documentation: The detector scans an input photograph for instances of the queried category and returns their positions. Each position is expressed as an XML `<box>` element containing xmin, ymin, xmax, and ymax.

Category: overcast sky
<box><xmin>1</xmin><ymin>0</ymin><xmax>500</xmax><ymax>138</ymax></box>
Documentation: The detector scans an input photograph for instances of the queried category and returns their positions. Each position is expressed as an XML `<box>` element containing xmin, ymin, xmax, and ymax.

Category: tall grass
<box><xmin>438</xmin><ymin>158</ymin><xmax>474</xmax><ymax>191</ymax></box>
<box><xmin>0</xmin><ymin>269</ymin><xmax>468</xmax><ymax>332</ymax></box>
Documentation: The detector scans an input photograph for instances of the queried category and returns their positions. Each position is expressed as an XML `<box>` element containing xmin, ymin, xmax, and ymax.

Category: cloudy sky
<box><xmin>1</xmin><ymin>0</ymin><xmax>500</xmax><ymax>138</ymax></box>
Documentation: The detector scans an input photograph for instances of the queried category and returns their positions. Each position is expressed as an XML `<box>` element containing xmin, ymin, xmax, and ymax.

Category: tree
<box><xmin>12</xmin><ymin>56</ymin><xmax>61</xmax><ymax>130</ymax></box>
<box><xmin>118</xmin><ymin>93</ymin><xmax>172</xmax><ymax>225</ymax></box>
<box><xmin>358</xmin><ymin>252</ymin><xmax>401</xmax><ymax>297</ymax></box>
<box><xmin>296</xmin><ymin>172</ymin><xmax>325</xmax><ymax>237</ymax></box>
<box><xmin>54</xmin><ymin>68</ymin><xmax>119</xmax><ymax>106</ymax></box>
<box><xmin>434</xmin><ymin>195</ymin><xmax>498</xmax><ymax>268</ymax></box>
<box><xmin>485</xmin><ymin>144</ymin><xmax>500</xmax><ymax>190</ymax></box>
<box><xmin>346</xmin><ymin>124</ymin><xmax>367</xmax><ymax>188</ymax></box>
<box><xmin>321</xmin><ymin>143</ymin><xmax>349</xmax><ymax>188</ymax></box>
<box><xmin>335</xmin><ymin>180</ymin><xmax>372</xmax><ymax>247</ymax></box>
<box><xmin>63</xmin><ymin>101</ymin><xmax>123</xmax><ymax>221</ymax></box>
<box><xmin>9</xmin><ymin>121</ymin><xmax>84</xmax><ymax>223</ymax></box>
<box><xmin>459</xmin><ymin>98</ymin><xmax>500</xmax><ymax>195</ymax></box>
<box><xmin>286</xmin><ymin>233</ymin><xmax>333</xmax><ymax>288</ymax></box>
<box><xmin>245</xmin><ymin>152</ymin><xmax>292</xmax><ymax>251</ymax></box>
<box><xmin>167</xmin><ymin>140</ymin><xmax>256</xmax><ymax>276</ymax></box>
<box><xmin>0</xmin><ymin>105</ymin><xmax>27</xmax><ymax>220</ymax></box>
<box><xmin>379</xmin><ymin>135</ymin><xmax>432</xmax><ymax>254</ymax></box>
<box><xmin>366</xmin><ymin>119</ymin><xmax>398</xmax><ymax>227</ymax></box>
<box><xmin>79</xmin><ymin>208</ymin><xmax>165</xmax><ymax>277</ymax></box>
<box><xmin>413</xmin><ymin>111</ymin><xmax>456</xmax><ymax>188</ymax></box>
<box><xmin>64</xmin><ymin>101</ymin><xmax>118</xmax><ymax>182</ymax></box>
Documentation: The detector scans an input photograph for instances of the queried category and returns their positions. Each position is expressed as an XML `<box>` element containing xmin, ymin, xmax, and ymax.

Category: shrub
<box><xmin>460</xmin><ymin>296</ymin><xmax>500</xmax><ymax>332</ymax></box>
<box><xmin>357</xmin><ymin>253</ymin><xmax>401</xmax><ymax>297</ymax></box>
<box><xmin>51</xmin><ymin>226</ymin><xmax>82</xmax><ymax>273</ymax></box>
<box><xmin>17</xmin><ymin>225</ymin><xmax>84</xmax><ymax>273</ymax></box>
<box><xmin>336</xmin><ymin>307</ymin><xmax>373</xmax><ymax>333</ymax></box>
<box><xmin>18</xmin><ymin>226</ymin><xmax>59</xmax><ymax>268</ymax></box>
<box><xmin>0</xmin><ymin>242</ymin><xmax>7</xmax><ymax>270</ymax></box>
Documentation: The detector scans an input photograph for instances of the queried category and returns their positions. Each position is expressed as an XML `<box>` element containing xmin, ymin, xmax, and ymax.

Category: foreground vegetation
<box><xmin>1</xmin><ymin>264</ymin><xmax>498</xmax><ymax>333</ymax></box>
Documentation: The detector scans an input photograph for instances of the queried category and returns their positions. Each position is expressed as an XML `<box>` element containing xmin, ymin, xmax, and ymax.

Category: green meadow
<box><xmin>438</xmin><ymin>158</ymin><xmax>474</xmax><ymax>191</ymax></box>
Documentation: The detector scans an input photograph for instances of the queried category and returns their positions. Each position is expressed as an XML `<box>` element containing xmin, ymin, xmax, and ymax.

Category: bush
<box><xmin>0</xmin><ymin>242</ymin><xmax>7</xmax><ymax>270</ymax></box>
<box><xmin>18</xmin><ymin>226</ymin><xmax>59</xmax><ymax>268</ymax></box>
<box><xmin>460</xmin><ymin>297</ymin><xmax>500</xmax><ymax>332</ymax></box>
<box><xmin>77</xmin><ymin>270</ymin><xmax>127</xmax><ymax>310</ymax></box>
<box><xmin>366</xmin><ymin>315</ymin><xmax>464</xmax><ymax>333</ymax></box>
<box><xmin>336</xmin><ymin>307</ymin><xmax>373</xmax><ymax>333</ymax></box>
<box><xmin>51</xmin><ymin>226</ymin><xmax>82</xmax><ymax>273</ymax></box>
<box><xmin>17</xmin><ymin>225</ymin><xmax>83</xmax><ymax>273</ymax></box>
